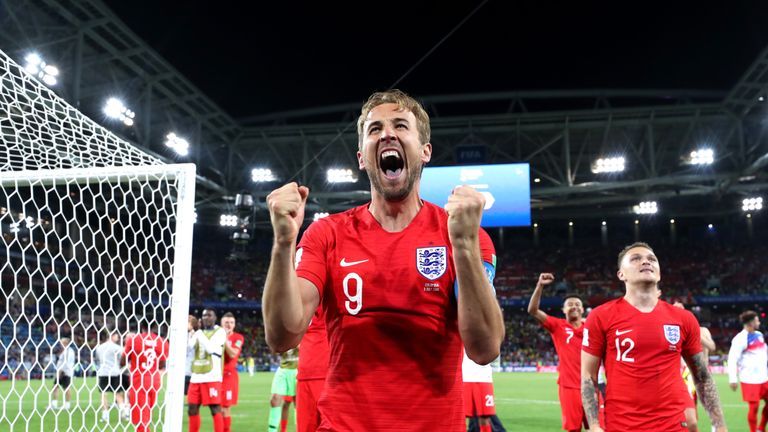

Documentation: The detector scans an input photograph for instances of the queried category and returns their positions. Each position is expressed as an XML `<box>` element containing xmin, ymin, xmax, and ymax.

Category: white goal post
<box><xmin>1</xmin><ymin>47</ymin><xmax>195</xmax><ymax>431</ymax></box>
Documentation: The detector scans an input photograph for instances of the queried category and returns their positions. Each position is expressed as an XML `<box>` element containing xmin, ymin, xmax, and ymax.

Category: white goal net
<box><xmin>0</xmin><ymin>49</ymin><xmax>194</xmax><ymax>432</ymax></box>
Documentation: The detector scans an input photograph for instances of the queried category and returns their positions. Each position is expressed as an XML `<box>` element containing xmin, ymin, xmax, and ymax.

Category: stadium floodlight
<box><xmin>251</xmin><ymin>168</ymin><xmax>276</xmax><ymax>183</ymax></box>
<box><xmin>534</xmin><ymin>178</ymin><xmax>541</xmax><ymax>183</ymax></box>
<box><xmin>633</xmin><ymin>201</ymin><xmax>658</xmax><ymax>215</ymax></box>
<box><xmin>165</xmin><ymin>133</ymin><xmax>190</xmax><ymax>156</ymax></box>
<box><xmin>742</xmin><ymin>197</ymin><xmax>763</xmax><ymax>212</ymax></box>
<box><xmin>533</xmin><ymin>222</ymin><xmax>538</xmax><ymax>228</ymax></box>
<box><xmin>24</xmin><ymin>53</ymin><xmax>59</xmax><ymax>86</ymax></box>
<box><xmin>687</xmin><ymin>148</ymin><xmax>714</xmax><ymax>165</ymax></box>
<box><xmin>670</xmin><ymin>219</ymin><xmax>675</xmax><ymax>224</ymax></box>
<box><xmin>568</xmin><ymin>221</ymin><xmax>573</xmax><ymax>227</ymax></box>
<box><xmin>601</xmin><ymin>221</ymin><xmax>607</xmax><ymax>226</ymax></box>
<box><xmin>591</xmin><ymin>156</ymin><xmax>625</xmax><ymax>173</ymax></box>
<box><xmin>103</xmin><ymin>98</ymin><xmax>135</xmax><ymax>126</ymax></box>
<box><xmin>760</xmin><ymin>96</ymin><xmax>765</xmax><ymax>102</ymax></box>
<box><xmin>219</xmin><ymin>214</ymin><xmax>238</xmax><ymax>227</ymax></box>
<box><xmin>313</xmin><ymin>212</ymin><xmax>330</xmax><ymax>222</ymax></box>
<box><xmin>327</xmin><ymin>168</ymin><xmax>357</xmax><ymax>183</ymax></box>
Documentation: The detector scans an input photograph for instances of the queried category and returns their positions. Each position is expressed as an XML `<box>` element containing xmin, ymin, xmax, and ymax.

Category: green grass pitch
<box><xmin>0</xmin><ymin>373</ymin><xmax>752</xmax><ymax>431</ymax></box>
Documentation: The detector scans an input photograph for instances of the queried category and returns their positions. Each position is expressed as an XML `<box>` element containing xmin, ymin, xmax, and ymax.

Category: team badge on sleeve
<box><xmin>663</xmin><ymin>325</ymin><xmax>681</xmax><ymax>344</ymax></box>
<box><xmin>416</xmin><ymin>246</ymin><xmax>447</xmax><ymax>280</ymax></box>
<box><xmin>235</xmin><ymin>340</ymin><xmax>242</xmax><ymax>348</ymax></box>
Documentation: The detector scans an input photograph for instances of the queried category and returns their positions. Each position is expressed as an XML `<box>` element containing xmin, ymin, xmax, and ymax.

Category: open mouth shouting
<box><xmin>379</xmin><ymin>148</ymin><xmax>405</xmax><ymax>180</ymax></box>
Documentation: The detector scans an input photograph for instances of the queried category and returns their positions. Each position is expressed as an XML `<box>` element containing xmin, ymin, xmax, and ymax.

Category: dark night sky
<box><xmin>102</xmin><ymin>1</ymin><xmax>768</xmax><ymax>118</ymax></box>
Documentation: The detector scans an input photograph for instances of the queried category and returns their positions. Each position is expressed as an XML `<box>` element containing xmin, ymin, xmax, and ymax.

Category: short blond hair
<box><xmin>617</xmin><ymin>241</ymin><xmax>654</xmax><ymax>269</ymax></box>
<box><xmin>356</xmin><ymin>89</ymin><xmax>431</xmax><ymax>148</ymax></box>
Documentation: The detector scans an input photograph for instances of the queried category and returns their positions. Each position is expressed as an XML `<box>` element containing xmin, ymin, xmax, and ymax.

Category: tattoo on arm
<box><xmin>581</xmin><ymin>376</ymin><xmax>600</xmax><ymax>427</ymax></box>
<box><xmin>687</xmin><ymin>352</ymin><xmax>726</xmax><ymax>428</ymax></box>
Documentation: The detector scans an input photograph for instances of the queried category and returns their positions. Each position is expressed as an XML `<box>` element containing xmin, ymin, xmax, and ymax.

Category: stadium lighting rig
<box><xmin>327</xmin><ymin>168</ymin><xmax>357</xmax><ymax>183</ymax></box>
<box><xmin>591</xmin><ymin>156</ymin><xmax>625</xmax><ymax>174</ymax></box>
<box><xmin>165</xmin><ymin>133</ymin><xmax>190</xmax><ymax>156</ymax></box>
<box><xmin>103</xmin><ymin>98</ymin><xmax>135</xmax><ymax>126</ymax></box>
<box><xmin>633</xmin><ymin>201</ymin><xmax>658</xmax><ymax>215</ymax></box>
<box><xmin>742</xmin><ymin>197</ymin><xmax>763</xmax><ymax>212</ymax></box>
<box><xmin>251</xmin><ymin>168</ymin><xmax>276</xmax><ymax>183</ymax></box>
<box><xmin>686</xmin><ymin>148</ymin><xmax>714</xmax><ymax>165</ymax></box>
<box><xmin>219</xmin><ymin>214</ymin><xmax>238</xmax><ymax>227</ymax></box>
<box><xmin>24</xmin><ymin>53</ymin><xmax>58</xmax><ymax>86</ymax></box>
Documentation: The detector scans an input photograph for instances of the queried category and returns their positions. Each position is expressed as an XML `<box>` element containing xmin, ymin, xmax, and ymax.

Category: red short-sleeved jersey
<box><xmin>582</xmin><ymin>298</ymin><xmax>702</xmax><ymax>431</ymax></box>
<box><xmin>124</xmin><ymin>332</ymin><xmax>167</xmax><ymax>385</ymax></box>
<box><xmin>541</xmin><ymin>315</ymin><xmax>584</xmax><ymax>389</ymax></box>
<box><xmin>223</xmin><ymin>332</ymin><xmax>244</xmax><ymax>373</ymax></box>
<box><xmin>297</xmin><ymin>306</ymin><xmax>330</xmax><ymax>381</ymax></box>
<box><xmin>295</xmin><ymin>201</ymin><xmax>496</xmax><ymax>432</ymax></box>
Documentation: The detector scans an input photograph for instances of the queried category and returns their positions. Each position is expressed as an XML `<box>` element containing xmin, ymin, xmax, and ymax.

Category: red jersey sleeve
<box><xmin>541</xmin><ymin>314</ymin><xmax>558</xmax><ymax>333</ymax></box>
<box><xmin>123</xmin><ymin>335</ymin><xmax>133</xmax><ymax>356</ymax></box>
<box><xmin>582</xmin><ymin>306</ymin><xmax>606</xmax><ymax>358</ymax></box>
<box><xmin>681</xmin><ymin>311</ymin><xmax>703</xmax><ymax>358</ymax></box>
<box><xmin>478</xmin><ymin>228</ymin><xmax>496</xmax><ymax>265</ymax></box>
<box><xmin>296</xmin><ymin>220</ymin><xmax>332</xmax><ymax>300</ymax></box>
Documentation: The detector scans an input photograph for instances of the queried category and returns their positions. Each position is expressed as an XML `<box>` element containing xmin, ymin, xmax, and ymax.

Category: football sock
<box><xmin>760</xmin><ymin>401</ymin><xmax>768</xmax><ymax>432</ymax></box>
<box><xmin>749</xmin><ymin>401</ymin><xmax>760</xmax><ymax>432</ymax></box>
<box><xmin>480</xmin><ymin>425</ymin><xmax>491</xmax><ymax>432</ymax></box>
<box><xmin>223</xmin><ymin>416</ymin><xmax>231</xmax><ymax>432</ymax></box>
<box><xmin>212</xmin><ymin>413</ymin><xmax>224</xmax><ymax>432</ymax></box>
<box><xmin>189</xmin><ymin>414</ymin><xmax>201</xmax><ymax>432</ymax></box>
<box><xmin>268</xmin><ymin>406</ymin><xmax>281</xmax><ymax>431</ymax></box>
<box><xmin>280</xmin><ymin>419</ymin><xmax>288</xmax><ymax>432</ymax></box>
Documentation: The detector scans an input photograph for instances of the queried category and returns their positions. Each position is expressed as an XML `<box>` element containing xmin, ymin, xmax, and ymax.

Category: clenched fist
<box><xmin>444</xmin><ymin>185</ymin><xmax>485</xmax><ymax>246</ymax></box>
<box><xmin>537</xmin><ymin>273</ymin><xmax>555</xmax><ymax>287</ymax></box>
<box><xmin>266</xmin><ymin>182</ymin><xmax>309</xmax><ymax>246</ymax></box>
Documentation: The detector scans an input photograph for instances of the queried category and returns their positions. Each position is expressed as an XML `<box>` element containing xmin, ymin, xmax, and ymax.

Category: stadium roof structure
<box><xmin>1</xmin><ymin>0</ymin><xmax>767</xmax><ymax>226</ymax></box>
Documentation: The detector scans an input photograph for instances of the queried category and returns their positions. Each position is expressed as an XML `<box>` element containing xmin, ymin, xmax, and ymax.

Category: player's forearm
<box><xmin>223</xmin><ymin>343</ymin><xmax>239</xmax><ymax>358</ymax></box>
<box><xmin>581</xmin><ymin>375</ymin><xmax>601</xmax><ymax>427</ymax></box>
<box><xmin>454</xmin><ymin>243</ymin><xmax>504</xmax><ymax>364</ymax></box>
<box><xmin>689</xmin><ymin>352</ymin><xmax>727</xmax><ymax>429</ymax></box>
<box><xmin>262</xmin><ymin>242</ymin><xmax>306</xmax><ymax>351</ymax></box>
<box><xmin>527</xmin><ymin>282</ymin><xmax>544</xmax><ymax>315</ymax></box>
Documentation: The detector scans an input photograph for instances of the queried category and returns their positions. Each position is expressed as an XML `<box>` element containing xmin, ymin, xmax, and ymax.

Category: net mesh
<box><xmin>0</xmin><ymin>49</ymin><xmax>192</xmax><ymax>431</ymax></box>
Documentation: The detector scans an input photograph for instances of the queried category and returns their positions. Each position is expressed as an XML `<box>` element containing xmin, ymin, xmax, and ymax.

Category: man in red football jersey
<box><xmin>262</xmin><ymin>89</ymin><xmax>504</xmax><ymax>431</ymax></box>
<box><xmin>581</xmin><ymin>242</ymin><xmax>727</xmax><ymax>432</ymax></box>
<box><xmin>528</xmin><ymin>272</ymin><xmax>589</xmax><ymax>431</ymax></box>
<box><xmin>220</xmin><ymin>312</ymin><xmax>244</xmax><ymax>432</ymax></box>
<box><xmin>296</xmin><ymin>306</ymin><xmax>329</xmax><ymax>432</ymax></box>
<box><xmin>123</xmin><ymin>322</ymin><xmax>168</xmax><ymax>432</ymax></box>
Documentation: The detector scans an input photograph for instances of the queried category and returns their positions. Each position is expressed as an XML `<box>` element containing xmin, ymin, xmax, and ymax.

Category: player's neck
<box><xmin>368</xmin><ymin>192</ymin><xmax>423</xmax><ymax>232</ymax></box>
<box><xmin>623</xmin><ymin>284</ymin><xmax>660</xmax><ymax>312</ymax></box>
<box><xmin>567</xmin><ymin>317</ymin><xmax>583</xmax><ymax>328</ymax></box>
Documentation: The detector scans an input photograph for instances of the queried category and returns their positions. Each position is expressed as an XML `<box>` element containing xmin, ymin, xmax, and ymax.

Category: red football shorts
<box><xmin>463</xmin><ymin>382</ymin><xmax>496</xmax><ymax>417</ymax></box>
<box><xmin>558</xmin><ymin>386</ymin><xmax>589</xmax><ymax>431</ymax></box>
<box><xmin>741</xmin><ymin>381</ymin><xmax>768</xmax><ymax>402</ymax></box>
<box><xmin>187</xmin><ymin>382</ymin><xmax>223</xmax><ymax>406</ymax></box>
<box><xmin>297</xmin><ymin>379</ymin><xmax>325</xmax><ymax>432</ymax></box>
<box><xmin>222</xmin><ymin>371</ymin><xmax>239</xmax><ymax>407</ymax></box>
<box><xmin>129</xmin><ymin>377</ymin><xmax>161</xmax><ymax>427</ymax></box>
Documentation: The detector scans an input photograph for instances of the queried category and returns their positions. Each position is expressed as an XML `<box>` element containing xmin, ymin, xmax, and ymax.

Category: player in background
<box><xmin>581</xmin><ymin>242</ymin><xmax>727</xmax><ymax>432</ymax></box>
<box><xmin>462</xmin><ymin>350</ymin><xmax>497</xmax><ymax>432</ymax></box>
<box><xmin>94</xmin><ymin>331</ymin><xmax>127</xmax><ymax>422</ymax></box>
<box><xmin>221</xmin><ymin>312</ymin><xmax>244</xmax><ymax>432</ymax></box>
<box><xmin>186</xmin><ymin>315</ymin><xmax>199</xmax><ymax>397</ymax></box>
<box><xmin>263</xmin><ymin>89</ymin><xmax>503</xmax><ymax>431</ymax></box>
<box><xmin>269</xmin><ymin>347</ymin><xmax>298</xmax><ymax>432</ymax></box>
<box><xmin>188</xmin><ymin>309</ymin><xmax>227</xmax><ymax>432</ymax></box>
<box><xmin>296</xmin><ymin>307</ymin><xmax>329</xmax><ymax>432</ymax></box>
<box><xmin>727</xmin><ymin>310</ymin><xmax>768</xmax><ymax>432</ymax></box>
<box><xmin>50</xmin><ymin>337</ymin><xmax>76</xmax><ymax>411</ymax></box>
<box><xmin>528</xmin><ymin>272</ymin><xmax>590</xmax><ymax>431</ymax></box>
<box><xmin>247</xmin><ymin>356</ymin><xmax>255</xmax><ymax>377</ymax></box>
<box><xmin>673</xmin><ymin>301</ymin><xmax>717</xmax><ymax>432</ymax></box>
<box><xmin>123</xmin><ymin>322</ymin><xmax>168</xmax><ymax>432</ymax></box>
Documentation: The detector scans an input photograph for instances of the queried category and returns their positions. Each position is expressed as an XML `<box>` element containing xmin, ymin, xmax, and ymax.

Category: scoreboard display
<box><xmin>420</xmin><ymin>163</ymin><xmax>531</xmax><ymax>227</ymax></box>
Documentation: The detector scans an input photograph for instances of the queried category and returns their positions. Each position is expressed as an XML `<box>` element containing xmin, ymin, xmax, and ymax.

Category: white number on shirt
<box><xmin>565</xmin><ymin>327</ymin><xmax>574</xmax><ymax>344</ymax></box>
<box><xmin>615</xmin><ymin>337</ymin><xmax>636</xmax><ymax>363</ymax></box>
<box><xmin>141</xmin><ymin>349</ymin><xmax>156</xmax><ymax>371</ymax></box>
<box><xmin>343</xmin><ymin>272</ymin><xmax>363</xmax><ymax>315</ymax></box>
<box><xmin>484</xmin><ymin>395</ymin><xmax>495</xmax><ymax>407</ymax></box>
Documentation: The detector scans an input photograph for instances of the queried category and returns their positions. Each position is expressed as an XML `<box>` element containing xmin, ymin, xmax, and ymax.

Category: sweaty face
<box><xmin>358</xmin><ymin>103</ymin><xmax>431</xmax><ymax>201</ymax></box>
<box><xmin>618</xmin><ymin>247</ymin><xmax>661</xmax><ymax>284</ymax></box>
<box><xmin>562</xmin><ymin>298</ymin><xmax>584</xmax><ymax>319</ymax></box>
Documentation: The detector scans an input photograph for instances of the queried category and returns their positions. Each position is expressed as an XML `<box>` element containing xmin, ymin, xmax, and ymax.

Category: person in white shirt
<box><xmin>50</xmin><ymin>337</ymin><xmax>77</xmax><ymax>410</ymax></box>
<box><xmin>185</xmin><ymin>315</ymin><xmax>199</xmax><ymax>396</ymax></box>
<box><xmin>728</xmin><ymin>310</ymin><xmax>768</xmax><ymax>432</ymax></box>
<box><xmin>94</xmin><ymin>331</ymin><xmax>129</xmax><ymax>421</ymax></box>
<box><xmin>462</xmin><ymin>350</ymin><xmax>497</xmax><ymax>432</ymax></box>
<box><xmin>187</xmin><ymin>309</ymin><xmax>227</xmax><ymax>432</ymax></box>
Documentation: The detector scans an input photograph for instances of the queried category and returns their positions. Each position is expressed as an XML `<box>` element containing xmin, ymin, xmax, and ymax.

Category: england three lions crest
<box><xmin>663</xmin><ymin>324</ymin><xmax>681</xmax><ymax>345</ymax></box>
<box><xmin>416</xmin><ymin>246</ymin><xmax>447</xmax><ymax>281</ymax></box>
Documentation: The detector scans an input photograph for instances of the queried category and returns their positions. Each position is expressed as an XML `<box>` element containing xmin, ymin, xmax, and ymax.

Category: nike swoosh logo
<box><xmin>340</xmin><ymin>258</ymin><xmax>369</xmax><ymax>267</ymax></box>
<box><xmin>615</xmin><ymin>329</ymin><xmax>633</xmax><ymax>336</ymax></box>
